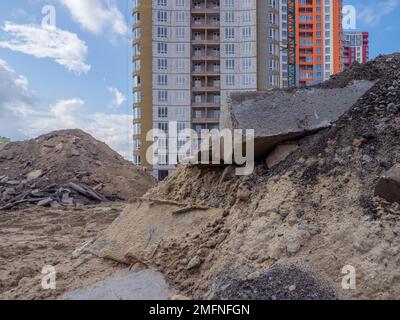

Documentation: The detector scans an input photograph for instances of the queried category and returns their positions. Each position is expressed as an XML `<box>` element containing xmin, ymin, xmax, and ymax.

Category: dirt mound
<box><xmin>0</xmin><ymin>129</ymin><xmax>155</xmax><ymax>210</ymax></box>
<box><xmin>317</xmin><ymin>52</ymin><xmax>400</xmax><ymax>89</ymax></box>
<box><xmin>127</xmin><ymin>53</ymin><xmax>400</xmax><ymax>299</ymax></box>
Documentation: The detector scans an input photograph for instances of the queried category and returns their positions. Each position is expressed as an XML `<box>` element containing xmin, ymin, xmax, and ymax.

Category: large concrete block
<box><xmin>375</xmin><ymin>164</ymin><xmax>400</xmax><ymax>204</ymax></box>
<box><xmin>221</xmin><ymin>80</ymin><xmax>374</xmax><ymax>160</ymax></box>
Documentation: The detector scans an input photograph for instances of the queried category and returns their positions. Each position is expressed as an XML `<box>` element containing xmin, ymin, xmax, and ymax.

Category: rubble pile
<box><xmin>0</xmin><ymin>129</ymin><xmax>155</xmax><ymax>210</ymax></box>
<box><xmin>0</xmin><ymin>180</ymin><xmax>107</xmax><ymax>210</ymax></box>
<box><xmin>97</xmin><ymin>53</ymin><xmax>400</xmax><ymax>300</ymax></box>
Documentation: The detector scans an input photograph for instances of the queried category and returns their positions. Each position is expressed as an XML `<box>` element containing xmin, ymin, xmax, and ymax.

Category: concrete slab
<box><xmin>64</xmin><ymin>269</ymin><xmax>171</xmax><ymax>300</ymax></box>
<box><xmin>221</xmin><ymin>80</ymin><xmax>374</xmax><ymax>160</ymax></box>
<box><xmin>92</xmin><ymin>199</ymin><xmax>223</xmax><ymax>265</ymax></box>
<box><xmin>375</xmin><ymin>164</ymin><xmax>400</xmax><ymax>204</ymax></box>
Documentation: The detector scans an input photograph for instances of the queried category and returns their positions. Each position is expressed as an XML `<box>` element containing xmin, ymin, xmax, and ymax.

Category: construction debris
<box><xmin>0</xmin><ymin>129</ymin><xmax>155</xmax><ymax>211</ymax></box>
<box><xmin>375</xmin><ymin>164</ymin><xmax>400</xmax><ymax>204</ymax></box>
<box><xmin>0</xmin><ymin>181</ymin><xmax>108</xmax><ymax>211</ymax></box>
<box><xmin>221</xmin><ymin>80</ymin><xmax>374</xmax><ymax>160</ymax></box>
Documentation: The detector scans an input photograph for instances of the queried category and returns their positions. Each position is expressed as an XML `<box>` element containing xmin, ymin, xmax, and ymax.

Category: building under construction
<box><xmin>132</xmin><ymin>0</ymin><xmax>345</xmax><ymax>179</ymax></box>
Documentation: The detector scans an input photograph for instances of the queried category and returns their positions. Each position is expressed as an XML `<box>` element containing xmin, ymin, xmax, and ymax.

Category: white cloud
<box><xmin>60</xmin><ymin>0</ymin><xmax>128</xmax><ymax>37</ymax></box>
<box><xmin>358</xmin><ymin>0</ymin><xmax>399</xmax><ymax>26</ymax></box>
<box><xmin>0</xmin><ymin>22</ymin><xmax>90</xmax><ymax>73</ymax></box>
<box><xmin>0</xmin><ymin>58</ymin><xmax>37</xmax><ymax>139</ymax></box>
<box><xmin>107</xmin><ymin>86</ymin><xmax>126</xmax><ymax>108</ymax></box>
<box><xmin>0</xmin><ymin>59</ymin><xmax>132</xmax><ymax>159</ymax></box>
<box><xmin>23</xmin><ymin>99</ymin><xmax>133</xmax><ymax>160</ymax></box>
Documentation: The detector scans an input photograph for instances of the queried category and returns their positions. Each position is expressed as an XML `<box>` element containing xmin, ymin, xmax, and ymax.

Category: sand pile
<box><xmin>0</xmin><ymin>129</ymin><xmax>155</xmax><ymax>210</ymax></box>
<box><xmin>97</xmin><ymin>53</ymin><xmax>400</xmax><ymax>300</ymax></box>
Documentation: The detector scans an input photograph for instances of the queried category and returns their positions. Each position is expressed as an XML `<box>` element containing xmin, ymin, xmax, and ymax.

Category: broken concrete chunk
<box><xmin>26</xmin><ymin>169</ymin><xmax>43</xmax><ymax>182</ymax></box>
<box><xmin>6</xmin><ymin>180</ymin><xmax>20</xmax><ymax>186</ymax></box>
<box><xmin>187</xmin><ymin>256</ymin><xmax>202</xmax><ymax>270</ymax></box>
<box><xmin>93</xmin><ymin>200</ymin><xmax>223</xmax><ymax>265</ymax></box>
<box><xmin>266</xmin><ymin>143</ymin><xmax>299</xmax><ymax>169</ymax></box>
<box><xmin>375</xmin><ymin>164</ymin><xmax>400</xmax><ymax>204</ymax></box>
<box><xmin>37</xmin><ymin>197</ymin><xmax>53</xmax><ymax>207</ymax></box>
<box><xmin>221</xmin><ymin>80</ymin><xmax>375</xmax><ymax>160</ymax></box>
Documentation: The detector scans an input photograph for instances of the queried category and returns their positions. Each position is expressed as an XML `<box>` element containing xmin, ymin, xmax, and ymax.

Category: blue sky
<box><xmin>347</xmin><ymin>0</ymin><xmax>400</xmax><ymax>58</ymax></box>
<box><xmin>0</xmin><ymin>0</ymin><xmax>399</xmax><ymax>159</ymax></box>
<box><xmin>0</xmin><ymin>0</ymin><xmax>133</xmax><ymax>158</ymax></box>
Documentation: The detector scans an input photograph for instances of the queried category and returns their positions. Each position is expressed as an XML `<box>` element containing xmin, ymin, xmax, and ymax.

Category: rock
<box><xmin>6</xmin><ymin>180</ymin><xmax>20</xmax><ymax>186</ymax></box>
<box><xmin>26</xmin><ymin>170</ymin><xmax>43</xmax><ymax>182</ymax></box>
<box><xmin>286</xmin><ymin>241</ymin><xmax>301</xmax><ymax>255</ymax></box>
<box><xmin>220</xmin><ymin>80</ymin><xmax>374</xmax><ymax>160</ymax></box>
<box><xmin>353</xmin><ymin>239</ymin><xmax>375</xmax><ymax>254</ymax></box>
<box><xmin>237</xmin><ymin>189</ymin><xmax>251</xmax><ymax>202</ymax></box>
<box><xmin>0</xmin><ymin>176</ymin><xmax>8</xmax><ymax>184</ymax></box>
<box><xmin>362</xmin><ymin>155</ymin><xmax>373</xmax><ymax>163</ymax></box>
<box><xmin>289</xmin><ymin>285</ymin><xmax>297</xmax><ymax>292</ymax></box>
<box><xmin>71</xmin><ymin>148</ymin><xmax>80</xmax><ymax>157</ymax></box>
<box><xmin>266</xmin><ymin>143</ymin><xmax>299</xmax><ymax>169</ymax></box>
<box><xmin>286</xmin><ymin>213</ymin><xmax>298</xmax><ymax>226</ymax></box>
<box><xmin>187</xmin><ymin>256</ymin><xmax>202</xmax><ymax>270</ymax></box>
<box><xmin>4</xmin><ymin>188</ymin><xmax>16</xmax><ymax>196</ymax></box>
<box><xmin>375</xmin><ymin>164</ymin><xmax>400</xmax><ymax>204</ymax></box>
<box><xmin>37</xmin><ymin>197</ymin><xmax>53</xmax><ymax>207</ymax></box>
<box><xmin>51</xmin><ymin>201</ymin><xmax>62</xmax><ymax>209</ymax></box>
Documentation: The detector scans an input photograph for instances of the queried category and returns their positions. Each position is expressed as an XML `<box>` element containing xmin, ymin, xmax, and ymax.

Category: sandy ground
<box><xmin>0</xmin><ymin>203</ymin><xmax>127</xmax><ymax>300</ymax></box>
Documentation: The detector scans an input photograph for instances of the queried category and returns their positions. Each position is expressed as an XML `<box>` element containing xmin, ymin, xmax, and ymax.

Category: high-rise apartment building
<box><xmin>132</xmin><ymin>0</ymin><xmax>344</xmax><ymax>180</ymax></box>
<box><xmin>294</xmin><ymin>0</ymin><xmax>344</xmax><ymax>86</ymax></box>
<box><xmin>343</xmin><ymin>31</ymin><xmax>369</xmax><ymax>71</ymax></box>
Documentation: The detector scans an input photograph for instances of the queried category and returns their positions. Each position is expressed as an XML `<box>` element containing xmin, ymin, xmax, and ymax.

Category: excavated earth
<box><xmin>115</xmin><ymin>53</ymin><xmax>400</xmax><ymax>300</ymax></box>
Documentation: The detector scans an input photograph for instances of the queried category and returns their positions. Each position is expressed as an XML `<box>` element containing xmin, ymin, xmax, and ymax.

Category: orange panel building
<box><xmin>294</xmin><ymin>0</ymin><xmax>344</xmax><ymax>86</ymax></box>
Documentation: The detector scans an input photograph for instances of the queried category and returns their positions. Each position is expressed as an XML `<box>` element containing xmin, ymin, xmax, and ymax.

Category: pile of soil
<box><xmin>138</xmin><ymin>53</ymin><xmax>400</xmax><ymax>299</ymax></box>
<box><xmin>0</xmin><ymin>129</ymin><xmax>155</xmax><ymax>209</ymax></box>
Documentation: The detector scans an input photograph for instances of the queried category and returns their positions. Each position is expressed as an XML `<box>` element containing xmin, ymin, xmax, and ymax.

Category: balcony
<box><xmin>192</xmin><ymin>117</ymin><xmax>220</xmax><ymax>124</ymax></box>
<box><xmin>191</xmin><ymin>19</ymin><xmax>220</xmax><ymax>30</ymax></box>
<box><xmin>191</xmin><ymin>37</ymin><xmax>220</xmax><ymax>45</ymax></box>
<box><xmin>192</xmin><ymin>66</ymin><xmax>220</xmax><ymax>76</ymax></box>
<box><xmin>192</xmin><ymin>85</ymin><xmax>221</xmax><ymax>92</ymax></box>
<box><xmin>192</xmin><ymin>52</ymin><xmax>220</xmax><ymax>61</ymax></box>
<box><xmin>191</xmin><ymin>5</ymin><xmax>220</xmax><ymax>14</ymax></box>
